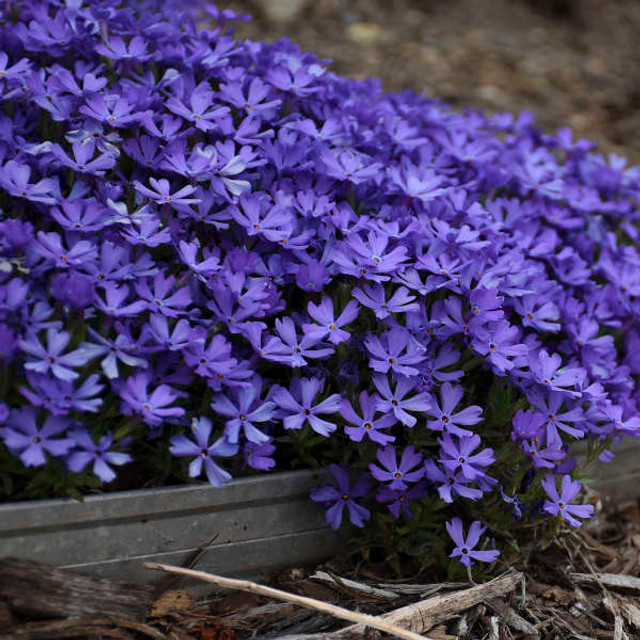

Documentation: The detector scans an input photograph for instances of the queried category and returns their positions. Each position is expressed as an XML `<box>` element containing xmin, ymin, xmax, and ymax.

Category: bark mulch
<box><xmin>2</xmin><ymin>499</ymin><xmax>640</xmax><ymax>639</ymax></box>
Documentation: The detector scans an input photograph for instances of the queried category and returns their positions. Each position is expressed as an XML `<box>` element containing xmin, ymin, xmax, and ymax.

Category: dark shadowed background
<box><xmin>216</xmin><ymin>0</ymin><xmax>640</xmax><ymax>163</ymax></box>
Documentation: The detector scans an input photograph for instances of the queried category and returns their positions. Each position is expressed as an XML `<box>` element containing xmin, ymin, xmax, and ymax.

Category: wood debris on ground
<box><xmin>2</xmin><ymin>501</ymin><xmax>640</xmax><ymax>639</ymax></box>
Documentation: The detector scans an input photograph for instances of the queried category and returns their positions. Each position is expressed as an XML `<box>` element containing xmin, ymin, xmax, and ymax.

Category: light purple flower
<box><xmin>271</xmin><ymin>377</ymin><xmax>341</xmax><ymax>436</ymax></box>
<box><xmin>369</xmin><ymin>445</ymin><xmax>424</xmax><ymax>490</ymax></box>
<box><xmin>170</xmin><ymin>417</ymin><xmax>238</xmax><ymax>486</ymax></box>
<box><xmin>310</xmin><ymin>464</ymin><xmax>371</xmax><ymax>530</ymax></box>
<box><xmin>2</xmin><ymin>407</ymin><xmax>73</xmax><ymax>467</ymax></box>
<box><xmin>446</xmin><ymin>518</ymin><xmax>500</xmax><ymax>567</ymax></box>
<box><xmin>66</xmin><ymin>430</ymin><xmax>132</xmax><ymax>482</ymax></box>
<box><xmin>426</xmin><ymin>382</ymin><xmax>484</xmax><ymax>437</ymax></box>
<box><xmin>542</xmin><ymin>474</ymin><xmax>594</xmax><ymax>527</ymax></box>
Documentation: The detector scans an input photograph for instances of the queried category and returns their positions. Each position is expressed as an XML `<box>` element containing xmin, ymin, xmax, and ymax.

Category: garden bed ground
<box><xmin>2</xmin><ymin>497</ymin><xmax>640</xmax><ymax>639</ymax></box>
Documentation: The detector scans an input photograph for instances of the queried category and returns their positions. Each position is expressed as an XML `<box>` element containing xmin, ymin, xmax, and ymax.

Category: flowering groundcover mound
<box><xmin>1</xmin><ymin>0</ymin><xmax>639</xmax><ymax>574</ymax></box>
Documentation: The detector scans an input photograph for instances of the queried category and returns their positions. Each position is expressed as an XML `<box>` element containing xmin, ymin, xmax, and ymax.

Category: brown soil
<box><xmin>218</xmin><ymin>0</ymin><xmax>640</xmax><ymax>164</ymax></box>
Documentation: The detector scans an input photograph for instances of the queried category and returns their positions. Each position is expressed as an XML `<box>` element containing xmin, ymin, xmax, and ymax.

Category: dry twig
<box><xmin>570</xmin><ymin>572</ymin><xmax>640</xmax><ymax>593</ymax></box>
<box><xmin>144</xmin><ymin>562</ymin><xmax>435</xmax><ymax>640</ymax></box>
<box><xmin>333</xmin><ymin>571</ymin><xmax>522</xmax><ymax>637</ymax></box>
<box><xmin>275</xmin><ymin>571</ymin><xmax>523</xmax><ymax>639</ymax></box>
<box><xmin>310</xmin><ymin>571</ymin><xmax>400</xmax><ymax>601</ymax></box>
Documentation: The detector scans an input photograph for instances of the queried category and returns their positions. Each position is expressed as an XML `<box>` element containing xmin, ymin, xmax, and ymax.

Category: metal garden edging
<box><xmin>0</xmin><ymin>468</ymin><xmax>342</xmax><ymax>584</ymax></box>
<box><xmin>0</xmin><ymin>439</ymin><xmax>638</xmax><ymax>586</ymax></box>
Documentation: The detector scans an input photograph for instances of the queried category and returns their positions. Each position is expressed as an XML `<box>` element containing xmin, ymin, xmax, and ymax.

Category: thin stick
<box><xmin>334</xmin><ymin>571</ymin><xmax>522</xmax><ymax>636</ymax></box>
<box><xmin>144</xmin><ymin>562</ymin><xmax>435</xmax><ymax>640</ymax></box>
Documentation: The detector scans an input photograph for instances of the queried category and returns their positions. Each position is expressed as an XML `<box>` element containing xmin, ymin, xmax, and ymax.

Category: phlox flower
<box><xmin>364</xmin><ymin>326</ymin><xmax>426</xmax><ymax>377</ymax></box>
<box><xmin>342</xmin><ymin>391</ymin><xmax>396</xmax><ymax>445</ymax></box>
<box><xmin>2</xmin><ymin>407</ymin><xmax>73</xmax><ymax>467</ymax></box>
<box><xmin>438</xmin><ymin>433</ymin><xmax>495</xmax><ymax>481</ymax></box>
<box><xmin>376</xmin><ymin>483</ymin><xmax>428</xmax><ymax>519</ymax></box>
<box><xmin>303</xmin><ymin>298</ymin><xmax>359</xmax><ymax>345</ymax></box>
<box><xmin>243</xmin><ymin>438</ymin><xmax>276</xmax><ymax>471</ymax></box>
<box><xmin>19</xmin><ymin>329</ymin><xmax>97</xmax><ymax>382</ymax></box>
<box><xmin>271</xmin><ymin>377</ymin><xmax>341</xmax><ymax>436</ymax></box>
<box><xmin>373</xmin><ymin>373</ymin><xmax>432</xmax><ymax>427</ymax></box>
<box><xmin>118</xmin><ymin>371</ymin><xmax>185</xmax><ymax>428</ymax></box>
<box><xmin>210</xmin><ymin>376</ymin><xmax>275</xmax><ymax>444</ymax></box>
<box><xmin>310</xmin><ymin>464</ymin><xmax>371</xmax><ymax>530</ymax></box>
<box><xmin>369</xmin><ymin>445</ymin><xmax>424</xmax><ymax>490</ymax></box>
<box><xmin>133</xmin><ymin>178</ymin><xmax>200</xmax><ymax>209</ymax></box>
<box><xmin>170</xmin><ymin>417</ymin><xmax>238</xmax><ymax>487</ymax></box>
<box><xmin>528</xmin><ymin>350</ymin><xmax>586</xmax><ymax>398</ymax></box>
<box><xmin>352</xmin><ymin>283</ymin><xmax>418</xmax><ymax>320</ymax></box>
<box><xmin>426</xmin><ymin>382</ymin><xmax>484</xmax><ymax>437</ymax></box>
<box><xmin>424</xmin><ymin>459</ymin><xmax>484</xmax><ymax>503</ymax></box>
<box><xmin>446</xmin><ymin>518</ymin><xmax>500</xmax><ymax>567</ymax></box>
<box><xmin>541</xmin><ymin>474</ymin><xmax>594</xmax><ymax>527</ymax></box>
<box><xmin>66</xmin><ymin>430</ymin><xmax>133</xmax><ymax>483</ymax></box>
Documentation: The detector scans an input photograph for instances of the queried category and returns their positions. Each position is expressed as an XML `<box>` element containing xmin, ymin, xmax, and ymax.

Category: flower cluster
<box><xmin>1</xmin><ymin>0</ymin><xmax>638</xmax><ymax>566</ymax></box>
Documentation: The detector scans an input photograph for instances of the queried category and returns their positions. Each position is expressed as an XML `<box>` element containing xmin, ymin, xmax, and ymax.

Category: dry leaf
<box><xmin>196</xmin><ymin>621</ymin><xmax>235</xmax><ymax>640</ymax></box>
<box><xmin>150</xmin><ymin>590</ymin><xmax>194</xmax><ymax>617</ymax></box>
<box><xmin>619</xmin><ymin>599</ymin><xmax>640</xmax><ymax>630</ymax></box>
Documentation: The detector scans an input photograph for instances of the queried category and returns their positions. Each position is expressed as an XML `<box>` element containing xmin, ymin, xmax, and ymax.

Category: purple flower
<box><xmin>352</xmin><ymin>283</ymin><xmax>419</xmax><ymax>319</ymax></box>
<box><xmin>303</xmin><ymin>298</ymin><xmax>359</xmax><ymax>345</ymax></box>
<box><xmin>0</xmin><ymin>160</ymin><xmax>59</xmax><ymax>204</ymax></box>
<box><xmin>52</xmin><ymin>140</ymin><xmax>116</xmax><ymax>175</ymax></box>
<box><xmin>364</xmin><ymin>326</ymin><xmax>426</xmax><ymax>377</ymax></box>
<box><xmin>96</xmin><ymin>283</ymin><xmax>148</xmax><ymax>317</ymax></box>
<box><xmin>134</xmin><ymin>178</ymin><xmax>200</xmax><ymax>209</ymax></box>
<box><xmin>471</xmin><ymin>321</ymin><xmax>528</xmax><ymax>373</ymax></box>
<box><xmin>369</xmin><ymin>445</ymin><xmax>424</xmax><ymax>490</ymax></box>
<box><xmin>310</xmin><ymin>464</ymin><xmax>371</xmax><ymax>529</ymax></box>
<box><xmin>342</xmin><ymin>391</ymin><xmax>397</xmax><ymax>445</ymax></box>
<box><xmin>376</xmin><ymin>483</ymin><xmax>428</xmax><ymax>519</ymax></box>
<box><xmin>424</xmin><ymin>459</ymin><xmax>484</xmax><ymax>503</ymax></box>
<box><xmin>388</xmin><ymin>165</ymin><xmax>447</xmax><ymax>203</ymax></box>
<box><xmin>118</xmin><ymin>372</ymin><xmax>185</xmax><ymax>428</ymax></box>
<box><xmin>66</xmin><ymin>430</ymin><xmax>133</xmax><ymax>482</ymax></box>
<box><xmin>95</xmin><ymin>35</ymin><xmax>153</xmax><ymax>62</ymax></box>
<box><xmin>34</xmin><ymin>231</ymin><xmax>97</xmax><ymax>269</ymax></box>
<box><xmin>373</xmin><ymin>374</ymin><xmax>432</xmax><ymax>427</ymax></box>
<box><xmin>183</xmin><ymin>331</ymin><xmax>238</xmax><ymax>382</ymax></box>
<box><xmin>79</xmin><ymin>94</ymin><xmax>141</xmax><ymax>127</ymax></box>
<box><xmin>272</xmin><ymin>316</ymin><xmax>334</xmax><ymax>367</ymax></box>
<box><xmin>2</xmin><ymin>407</ymin><xmax>73</xmax><ymax>467</ymax></box>
<box><xmin>521</xmin><ymin>439</ymin><xmax>566</xmax><ymax>469</ymax></box>
<box><xmin>438</xmin><ymin>433</ymin><xmax>495</xmax><ymax>481</ymax></box>
<box><xmin>243</xmin><ymin>438</ymin><xmax>276</xmax><ymax>471</ymax></box>
<box><xmin>295</xmin><ymin>261</ymin><xmax>331</xmax><ymax>292</ymax></box>
<box><xmin>469</xmin><ymin>288</ymin><xmax>504</xmax><ymax>322</ymax></box>
<box><xmin>271</xmin><ymin>377</ymin><xmax>341</xmax><ymax>436</ymax></box>
<box><xmin>219</xmin><ymin>77</ymin><xmax>281</xmax><ymax>114</ymax></box>
<box><xmin>527</xmin><ymin>389</ymin><xmax>585</xmax><ymax>446</ymax></box>
<box><xmin>19</xmin><ymin>329</ymin><xmax>96</xmax><ymax>382</ymax></box>
<box><xmin>170</xmin><ymin>417</ymin><xmax>238</xmax><ymax>487</ymax></box>
<box><xmin>426</xmin><ymin>382</ymin><xmax>484</xmax><ymax>437</ymax></box>
<box><xmin>20</xmin><ymin>373</ymin><xmax>104</xmax><ymax>416</ymax></box>
<box><xmin>230</xmin><ymin>193</ymin><xmax>292</xmax><ymax>243</ymax></box>
<box><xmin>528</xmin><ymin>350</ymin><xmax>586</xmax><ymax>398</ymax></box>
<box><xmin>135</xmin><ymin>272</ymin><xmax>192</xmax><ymax>317</ymax></box>
<box><xmin>511</xmin><ymin>409</ymin><xmax>545</xmax><ymax>442</ymax></box>
<box><xmin>446</xmin><ymin>518</ymin><xmax>500</xmax><ymax>567</ymax></box>
<box><xmin>541</xmin><ymin>474</ymin><xmax>594</xmax><ymax>527</ymax></box>
<box><xmin>211</xmin><ymin>377</ymin><xmax>275</xmax><ymax>444</ymax></box>
<box><xmin>166</xmin><ymin>83</ymin><xmax>230</xmax><ymax>131</ymax></box>
<box><xmin>87</xmin><ymin>327</ymin><xmax>148</xmax><ymax>380</ymax></box>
